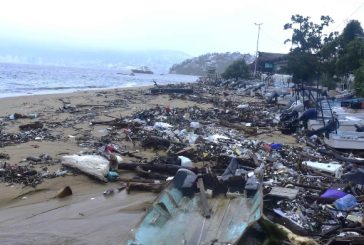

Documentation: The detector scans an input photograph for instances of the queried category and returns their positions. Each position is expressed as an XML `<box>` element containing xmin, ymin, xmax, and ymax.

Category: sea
<box><xmin>0</xmin><ymin>63</ymin><xmax>198</xmax><ymax>98</ymax></box>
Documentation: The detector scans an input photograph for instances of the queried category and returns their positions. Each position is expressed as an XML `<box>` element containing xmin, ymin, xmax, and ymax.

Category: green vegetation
<box><xmin>221</xmin><ymin>59</ymin><xmax>250</xmax><ymax>80</ymax></box>
<box><xmin>283</xmin><ymin>15</ymin><xmax>337</xmax><ymax>83</ymax></box>
<box><xmin>284</xmin><ymin>16</ymin><xmax>364</xmax><ymax>95</ymax></box>
<box><xmin>355</xmin><ymin>63</ymin><xmax>364</xmax><ymax>97</ymax></box>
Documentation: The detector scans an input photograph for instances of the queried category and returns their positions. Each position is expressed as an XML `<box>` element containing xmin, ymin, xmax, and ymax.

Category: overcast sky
<box><xmin>1</xmin><ymin>0</ymin><xmax>364</xmax><ymax>56</ymax></box>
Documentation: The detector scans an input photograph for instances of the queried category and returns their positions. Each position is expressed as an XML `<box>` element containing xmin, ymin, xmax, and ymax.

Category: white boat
<box><xmin>324</xmin><ymin>131</ymin><xmax>364</xmax><ymax>150</ymax></box>
<box><xmin>308</xmin><ymin>118</ymin><xmax>364</xmax><ymax>131</ymax></box>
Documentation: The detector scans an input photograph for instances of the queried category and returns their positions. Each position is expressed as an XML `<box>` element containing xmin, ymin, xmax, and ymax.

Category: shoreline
<box><xmin>0</xmin><ymin>84</ymin><xmax>153</xmax><ymax>102</ymax></box>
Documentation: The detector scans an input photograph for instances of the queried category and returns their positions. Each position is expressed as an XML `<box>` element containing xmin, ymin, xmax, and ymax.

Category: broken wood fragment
<box><xmin>118</xmin><ymin>162</ymin><xmax>198</xmax><ymax>175</ymax></box>
<box><xmin>126</xmin><ymin>182</ymin><xmax>164</xmax><ymax>193</ymax></box>
<box><xmin>150</xmin><ymin>88</ymin><xmax>193</xmax><ymax>94</ymax></box>
<box><xmin>19</xmin><ymin>121</ymin><xmax>43</xmax><ymax>131</ymax></box>
<box><xmin>197</xmin><ymin>177</ymin><xmax>211</xmax><ymax>218</ymax></box>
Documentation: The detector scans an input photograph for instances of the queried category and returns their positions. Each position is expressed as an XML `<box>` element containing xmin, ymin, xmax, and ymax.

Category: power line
<box><xmin>330</xmin><ymin>1</ymin><xmax>364</xmax><ymax>32</ymax></box>
<box><xmin>260</xmin><ymin>29</ymin><xmax>286</xmax><ymax>48</ymax></box>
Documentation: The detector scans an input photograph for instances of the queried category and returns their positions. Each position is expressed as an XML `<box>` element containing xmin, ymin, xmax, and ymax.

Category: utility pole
<box><xmin>253</xmin><ymin>23</ymin><xmax>263</xmax><ymax>78</ymax></box>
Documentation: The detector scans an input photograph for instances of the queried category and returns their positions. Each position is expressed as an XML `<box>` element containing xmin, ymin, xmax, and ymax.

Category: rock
<box><xmin>55</xmin><ymin>186</ymin><xmax>73</xmax><ymax>198</ymax></box>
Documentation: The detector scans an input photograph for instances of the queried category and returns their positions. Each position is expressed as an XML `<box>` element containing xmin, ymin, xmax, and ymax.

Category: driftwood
<box><xmin>126</xmin><ymin>182</ymin><xmax>165</xmax><ymax>193</ymax></box>
<box><xmin>197</xmin><ymin>178</ymin><xmax>211</xmax><ymax>218</ymax></box>
<box><xmin>286</xmin><ymin>181</ymin><xmax>328</xmax><ymax>191</ymax></box>
<box><xmin>135</xmin><ymin>166</ymin><xmax>169</xmax><ymax>180</ymax></box>
<box><xmin>219</xmin><ymin>120</ymin><xmax>257</xmax><ymax>135</ymax></box>
<box><xmin>75</xmin><ymin>104</ymin><xmax>107</xmax><ymax>108</ymax></box>
<box><xmin>119</xmin><ymin>177</ymin><xmax>166</xmax><ymax>184</ymax></box>
<box><xmin>150</xmin><ymin>88</ymin><xmax>193</xmax><ymax>94</ymax></box>
<box><xmin>90</xmin><ymin>119</ymin><xmax>128</xmax><ymax>127</ymax></box>
<box><xmin>19</xmin><ymin>122</ymin><xmax>43</xmax><ymax>131</ymax></box>
<box><xmin>118</xmin><ymin>162</ymin><xmax>198</xmax><ymax>175</ymax></box>
<box><xmin>259</xmin><ymin>215</ymin><xmax>318</xmax><ymax>245</ymax></box>
<box><xmin>319</xmin><ymin>148</ymin><xmax>364</xmax><ymax>165</ymax></box>
<box><xmin>325</xmin><ymin>236</ymin><xmax>364</xmax><ymax>245</ymax></box>
<box><xmin>141</xmin><ymin>136</ymin><xmax>171</xmax><ymax>149</ymax></box>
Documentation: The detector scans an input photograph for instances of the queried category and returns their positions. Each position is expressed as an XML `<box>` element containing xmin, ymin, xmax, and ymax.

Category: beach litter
<box><xmin>1</xmin><ymin>77</ymin><xmax>364</xmax><ymax>243</ymax></box>
<box><xmin>61</xmin><ymin>155</ymin><xmax>110</xmax><ymax>182</ymax></box>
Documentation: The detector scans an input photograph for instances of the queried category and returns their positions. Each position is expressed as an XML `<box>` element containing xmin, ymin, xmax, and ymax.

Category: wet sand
<box><xmin>0</xmin><ymin>86</ymin><xmax>296</xmax><ymax>244</ymax></box>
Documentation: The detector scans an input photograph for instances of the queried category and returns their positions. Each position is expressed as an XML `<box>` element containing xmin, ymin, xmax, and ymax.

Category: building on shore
<box><xmin>251</xmin><ymin>52</ymin><xmax>288</xmax><ymax>74</ymax></box>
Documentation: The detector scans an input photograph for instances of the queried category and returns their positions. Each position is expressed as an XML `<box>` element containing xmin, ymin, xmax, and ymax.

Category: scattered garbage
<box><xmin>303</xmin><ymin>160</ymin><xmax>343</xmax><ymax>178</ymax></box>
<box><xmin>2</xmin><ymin>76</ymin><xmax>364</xmax><ymax>244</ymax></box>
<box><xmin>334</xmin><ymin>194</ymin><xmax>358</xmax><ymax>211</ymax></box>
<box><xmin>106</xmin><ymin>171</ymin><xmax>119</xmax><ymax>181</ymax></box>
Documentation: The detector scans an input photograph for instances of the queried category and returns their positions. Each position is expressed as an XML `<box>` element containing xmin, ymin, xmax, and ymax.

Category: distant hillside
<box><xmin>0</xmin><ymin>39</ymin><xmax>191</xmax><ymax>73</ymax></box>
<box><xmin>169</xmin><ymin>52</ymin><xmax>255</xmax><ymax>76</ymax></box>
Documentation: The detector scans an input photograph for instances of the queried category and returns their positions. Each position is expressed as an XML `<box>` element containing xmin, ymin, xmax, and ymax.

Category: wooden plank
<box><xmin>197</xmin><ymin>178</ymin><xmax>211</xmax><ymax>218</ymax></box>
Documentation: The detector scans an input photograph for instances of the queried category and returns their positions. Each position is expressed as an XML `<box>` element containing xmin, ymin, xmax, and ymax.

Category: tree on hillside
<box><xmin>221</xmin><ymin>59</ymin><xmax>250</xmax><ymax>80</ymax></box>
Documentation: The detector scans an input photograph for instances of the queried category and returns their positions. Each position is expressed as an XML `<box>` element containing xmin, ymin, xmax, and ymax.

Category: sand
<box><xmin>0</xmin><ymin>87</ymin><xmax>218</xmax><ymax>245</ymax></box>
<box><xmin>0</xmin><ymin>86</ymin><xmax>296</xmax><ymax>244</ymax></box>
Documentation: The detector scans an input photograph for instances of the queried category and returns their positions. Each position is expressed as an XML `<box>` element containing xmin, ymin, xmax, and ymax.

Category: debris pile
<box><xmin>1</xmin><ymin>77</ymin><xmax>364</xmax><ymax>244</ymax></box>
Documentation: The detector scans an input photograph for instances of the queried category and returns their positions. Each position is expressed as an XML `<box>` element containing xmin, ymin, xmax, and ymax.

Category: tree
<box><xmin>342</xmin><ymin>20</ymin><xmax>364</xmax><ymax>44</ymax></box>
<box><xmin>354</xmin><ymin>63</ymin><xmax>364</xmax><ymax>97</ymax></box>
<box><xmin>336</xmin><ymin>38</ymin><xmax>364</xmax><ymax>75</ymax></box>
<box><xmin>284</xmin><ymin>15</ymin><xmax>336</xmax><ymax>54</ymax></box>
<box><xmin>221</xmin><ymin>59</ymin><xmax>250</xmax><ymax>80</ymax></box>
<box><xmin>283</xmin><ymin>15</ymin><xmax>336</xmax><ymax>84</ymax></box>
<box><xmin>285</xmin><ymin>51</ymin><xmax>319</xmax><ymax>83</ymax></box>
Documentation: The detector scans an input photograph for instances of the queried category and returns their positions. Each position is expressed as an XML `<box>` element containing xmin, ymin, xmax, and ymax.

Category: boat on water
<box><xmin>127</xmin><ymin>159</ymin><xmax>263</xmax><ymax>245</ymax></box>
<box><xmin>131</xmin><ymin>66</ymin><xmax>154</xmax><ymax>74</ymax></box>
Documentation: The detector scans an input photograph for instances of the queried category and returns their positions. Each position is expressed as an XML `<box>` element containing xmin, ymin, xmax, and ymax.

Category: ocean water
<box><xmin>0</xmin><ymin>63</ymin><xmax>198</xmax><ymax>98</ymax></box>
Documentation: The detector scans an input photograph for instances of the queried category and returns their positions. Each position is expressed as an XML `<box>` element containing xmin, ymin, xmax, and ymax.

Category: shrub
<box><xmin>221</xmin><ymin>59</ymin><xmax>250</xmax><ymax>80</ymax></box>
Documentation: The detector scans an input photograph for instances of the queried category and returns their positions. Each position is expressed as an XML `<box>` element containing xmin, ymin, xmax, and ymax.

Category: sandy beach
<box><xmin>0</xmin><ymin>84</ymin><xmax>297</xmax><ymax>245</ymax></box>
